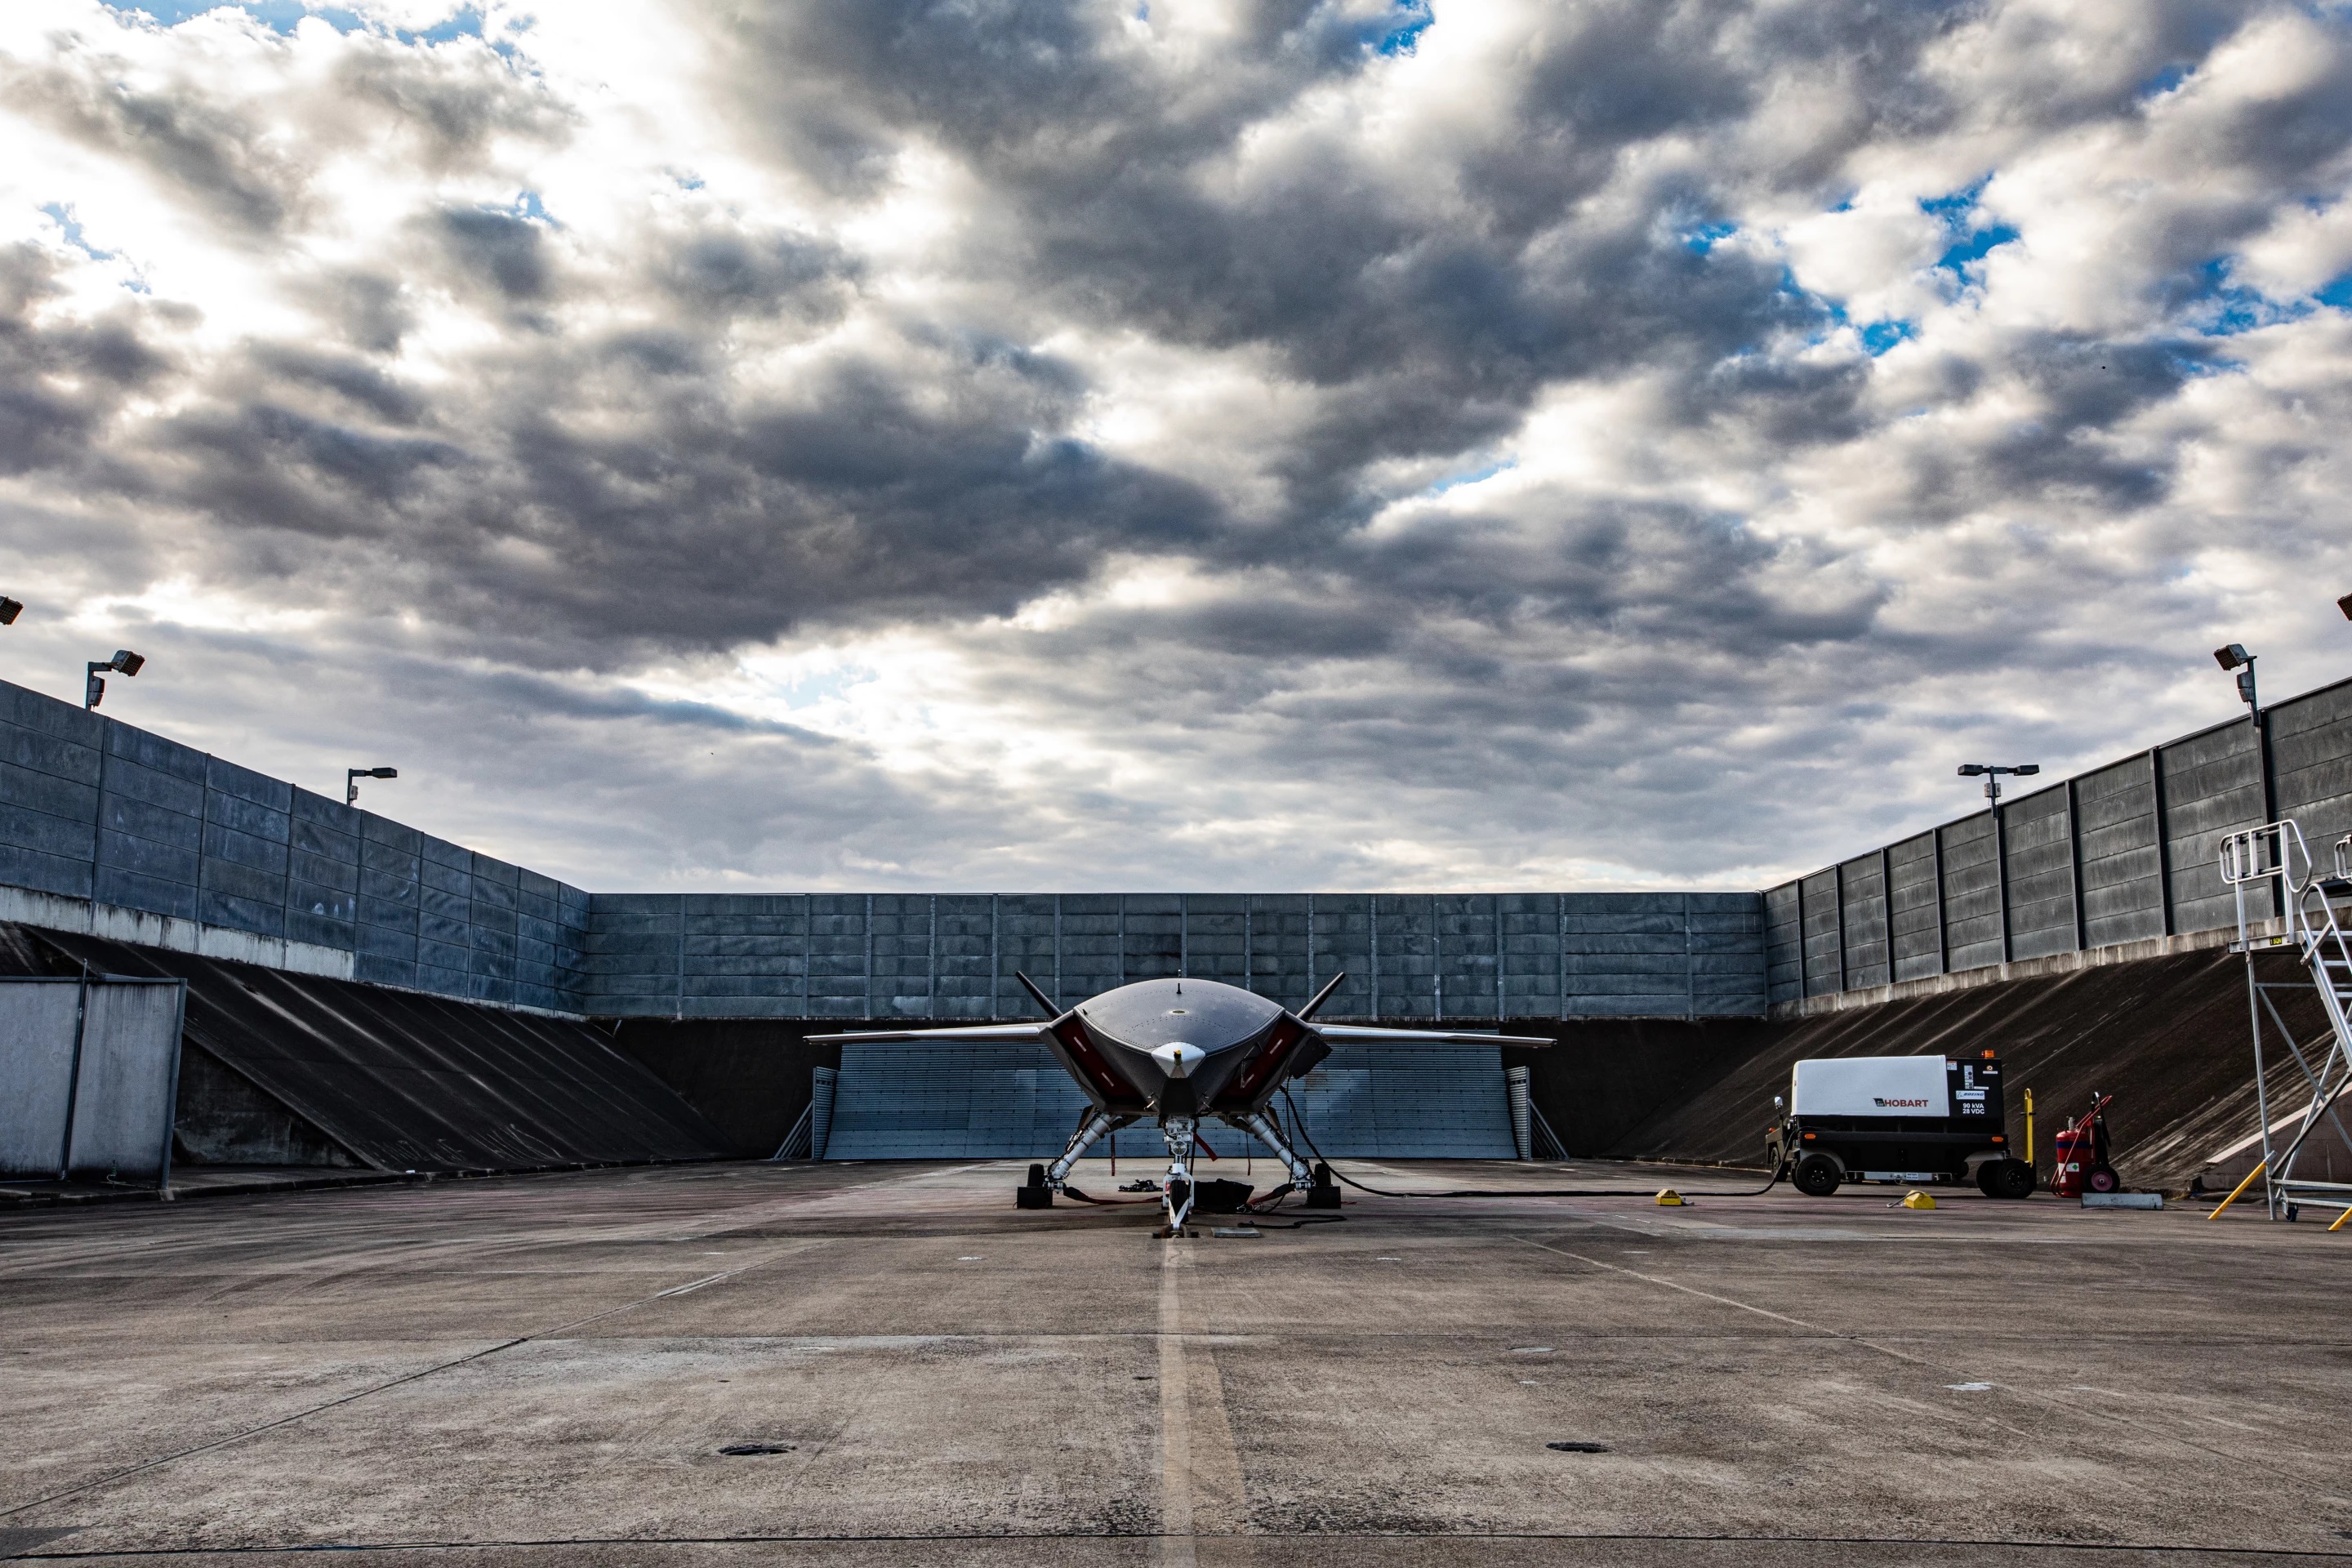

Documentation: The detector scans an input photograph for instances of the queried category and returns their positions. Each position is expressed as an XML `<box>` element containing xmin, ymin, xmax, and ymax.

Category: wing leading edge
<box><xmin>1310</xmin><ymin>1024</ymin><xmax>1554</xmax><ymax>1047</ymax></box>
<box><xmin>803</xmin><ymin>1022</ymin><xmax>1055</xmax><ymax>1045</ymax></box>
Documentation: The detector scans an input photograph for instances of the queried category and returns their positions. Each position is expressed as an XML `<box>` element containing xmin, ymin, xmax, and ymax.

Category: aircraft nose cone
<box><xmin>1150</xmin><ymin>1041</ymin><xmax>1205</xmax><ymax>1080</ymax></box>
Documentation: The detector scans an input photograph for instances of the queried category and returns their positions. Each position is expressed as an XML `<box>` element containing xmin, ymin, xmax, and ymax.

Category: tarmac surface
<box><xmin>2</xmin><ymin>1158</ymin><xmax>2348</xmax><ymax>1566</ymax></box>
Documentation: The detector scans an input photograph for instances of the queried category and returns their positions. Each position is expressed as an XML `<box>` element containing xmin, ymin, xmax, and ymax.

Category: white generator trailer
<box><xmin>1766</xmin><ymin>1054</ymin><xmax>2036</xmax><ymax>1199</ymax></box>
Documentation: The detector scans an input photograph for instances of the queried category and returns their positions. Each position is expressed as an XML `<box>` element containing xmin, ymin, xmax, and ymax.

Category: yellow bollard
<box><xmin>2207</xmin><ymin>1160</ymin><xmax>2265</xmax><ymax>1219</ymax></box>
<box><xmin>2329</xmin><ymin>1204</ymin><xmax>2351</xmax><ymax>1232</ymax></box>
<box><xmin>1901</xmin><ymin>1190</ymin><xmax>1936</xmax><ymax>1210</ymax></box>
<box><xmin>2024</xmin><ymin>1089</ymin><xmax>2034</xmax><ymax>1168</ymax></box>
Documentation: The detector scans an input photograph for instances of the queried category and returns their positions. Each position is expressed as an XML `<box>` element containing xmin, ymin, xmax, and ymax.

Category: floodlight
<box><xmin>84</xmin><ymin>648</ymin><xmax>145</xmax><ymax>710</ymax></box>
<box><xmin>2338</xmin><ymin>592</ymin><xmax>2351</xmax><ymax>621</ymax></box>
<box><xmin>2214</xmin><ymin>644</ymin><xmax>2251</xmax><ymax>671</ymax></box>
<box><xmin>0</xmin><ymin>597</ymin><xmax>20</xmax><ymax>626</ymax></box>
<box><xmin>347</xmin><ymin>765</ymin><xmax>400</xmax><ymax>805</ymax></box>
<box><xmin>1958</xmin><ymin>762</ymin><xmax>2039</xmax><ymax>804</ymax></box>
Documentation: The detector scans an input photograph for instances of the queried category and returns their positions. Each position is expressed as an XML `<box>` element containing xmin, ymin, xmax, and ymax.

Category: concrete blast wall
<box><xmin>1766</xmin><ymin>675</ymin><xmax>2352</xmax><ymax>1008</ymax></box>
<box><xmin>0</xmin><ymin>678</ymin><xmax>1767</xmax><ymax>1020</ymax></box>
<box><xmin>584</xmin><ymin>891</ymin><xmax>1766</xmax><ymax>1021</ymax></box>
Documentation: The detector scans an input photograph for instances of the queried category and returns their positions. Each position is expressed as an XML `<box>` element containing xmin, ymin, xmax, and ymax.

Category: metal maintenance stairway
<box><xmin>2219</xmin><ymin>822</ymin><xmax>2352</xmax><ymax>1222</ymax></box>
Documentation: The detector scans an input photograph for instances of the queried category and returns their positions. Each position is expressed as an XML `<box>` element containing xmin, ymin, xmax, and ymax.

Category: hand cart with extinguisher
<box><xmin>2049</xmin><ymin>1092</ymin><xmax>2120</xmax><ymax>1197</ymax></box>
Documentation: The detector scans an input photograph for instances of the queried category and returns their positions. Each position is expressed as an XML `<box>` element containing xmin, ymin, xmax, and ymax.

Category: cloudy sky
<box><xmin>3</xmin><ymin>0</ymin><xmax>2350</xmax><ymax>893</ymax></box>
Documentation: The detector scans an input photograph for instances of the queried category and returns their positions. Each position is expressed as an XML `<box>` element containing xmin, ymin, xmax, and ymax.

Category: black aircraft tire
<box><xmin>1793</xmin><ymin>1153</ymin><xmax>1842</xmax><ymax>1198</ymax></box>
<box><xmin>1983</xmin><ymin>1158</ymin><xmax>2037</xmax><ymax>1200</ymax></box>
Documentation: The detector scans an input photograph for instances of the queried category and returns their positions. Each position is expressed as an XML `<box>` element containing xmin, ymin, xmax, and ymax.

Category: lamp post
<box><xmin>346</xmin><ymin>766</ymin><xmax>398</xmax><ymax>807</ymax></box>
<box><xmin>1958</xmin><ymin>763</ymin><xmax>2040</xmax><ymax>964</ymax></box>
<box><xmin>2214</xmin><ymin>641</ymin><xmax>2281</xmax><ymax>913</ymax></box>
<box><xmin>84</xmin><ymin>649</ymin><xmax>143</xmax><ymax>710</ymax></box>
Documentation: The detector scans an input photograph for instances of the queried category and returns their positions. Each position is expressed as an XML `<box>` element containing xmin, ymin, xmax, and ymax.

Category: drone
<box><xmin>812</xmin><ymin>970</ymin><xmax>1552</xmax><ymax>1232</ymax></box>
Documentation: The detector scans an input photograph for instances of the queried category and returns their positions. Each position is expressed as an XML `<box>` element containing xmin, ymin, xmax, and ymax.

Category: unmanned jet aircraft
<box><xmin>809</xmin><ymin>971</ymin><xmax>1552</xmax><ymax>1231</ymax></box>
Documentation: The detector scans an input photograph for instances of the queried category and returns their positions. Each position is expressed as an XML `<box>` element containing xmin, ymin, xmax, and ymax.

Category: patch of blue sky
<box><xmin>773</xmin><ymin>666</ymin><xmax>877</xmax><ymax>711</ymax></box>
<box><xmin>38</xmin><ymin>203</ymin><xmax>114</xmax><ymax>262</ymax></box>
<box><xmin>2137</xmin><ymin>62</ymin><xmax>2192</xmax><ymax>98</ymax></box>
<box><xmin>104</xmin><ymin>1</ymin><xmax>481</xmax><ymax>39</ymax></box>
<box><xmin>1918</xmin><ymin>179</ymin><xmax>1990</xmax><ymax>222</ymax></box>
<box><xmin>38</xmin><ymin>203</ymin><xmax>149</xmax><ymax>291</ymax></box>
<box><xmin>2314</xmin><ymin>272</ymin><xmax>2352</xmax><ymax>310</ymax></box>
<box><xmin>1426</xmin><ymin>458</ymin><xmax>1516</xmax><ymax>496</ymax></box>
<box><xmin>2182</xmin><ymin>256</ymin><xmax>2305</xmax><ymax>336</ymax></box>
<box><xmin>106</xmin><ymin>0</ymin><xmax>364</xmax><ymax>31</ymax></box>
<box><xmin>1366</xmin><ymin>0</ymin><xmax>1433</xmax><ymax>56</ymax></box>
<box><xmin>1683</xmin><ymin>221</ymin><xmax>1737</xmax><ymax>256</ymax></box>
<box><xmin>498</xmin><ymin>190</ymin><xmax>559</xmax><ymax>227</ymax></box>
<box><xmin>1934</xmin><ymin>222</ymin><xmax>2019</xmax><ymax>276</ymax></box>
<box><xmin>1858</xmin><ymin>319</ymin><xmax>1914</xmax><ymax>356</ymax></box>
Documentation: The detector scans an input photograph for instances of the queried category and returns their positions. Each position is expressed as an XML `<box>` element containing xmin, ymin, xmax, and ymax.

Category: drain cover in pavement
<box><xmin>1547</xmin><ymin>1441</ymin><xmax>1610</xmax><ymax>1453</ymax></box>
<box><xmin>719</xmin><ymin>1442</ymin><xmax>795</xmax><ymax>1456</ymax></box>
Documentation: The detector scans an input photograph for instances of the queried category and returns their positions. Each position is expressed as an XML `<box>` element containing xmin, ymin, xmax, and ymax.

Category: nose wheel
<box><xmin>1157</xmin><ymin>1116</ymin><xmax>1198</xmax><ymax>1236</ymax></box>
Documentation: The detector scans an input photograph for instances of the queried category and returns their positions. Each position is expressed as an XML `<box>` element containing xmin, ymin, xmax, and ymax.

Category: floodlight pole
<box><xmin>2216</xmin><ymin>643</ymin><xmax>2281</xmax><ymax>918</ymax></box>
<box><xmin>1959</xmin><ymin>764</ymin><xmax>2040</xmax><ymax>964</ymax></box>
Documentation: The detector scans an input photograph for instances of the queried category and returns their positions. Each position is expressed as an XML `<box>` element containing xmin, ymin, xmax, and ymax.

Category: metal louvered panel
<box><xmin>822</xmin><ymin>1040</ymin><xmax>1513</xmax><ymax>1160</ymax></box>
<box><xmin>1287</xmin><ymin>1044</ymin><xmax>1514</xmax><ymax>1158</ymax></box>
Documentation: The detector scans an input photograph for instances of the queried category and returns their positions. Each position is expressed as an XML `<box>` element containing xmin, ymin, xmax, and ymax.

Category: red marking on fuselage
<box><xmin>1216</xmin><ymin>1017</ymin><xmax>1303</xmax><ymax>1108</ymax></box>
<box><xmin>1054</xmin><ymin>1016</ymin><xmax>1132</xmax><ymax>1100</ymax></box>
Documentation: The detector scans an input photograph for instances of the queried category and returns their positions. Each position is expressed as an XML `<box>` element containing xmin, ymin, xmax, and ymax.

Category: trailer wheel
<box><xmin>1793</xmin><ymin>1153</ymin><xmax>1842</xmax><ymax>1197</ymax></box>
<box><xmin>2087</xmin><ymin>1165</ymin><xmax>2120</xmax><ymax>1194</ymax></box>
<box><xmin>1980</xmin><ymin>1158</ymin><xmax>2036</xmax><ymax>1200</ymax></box>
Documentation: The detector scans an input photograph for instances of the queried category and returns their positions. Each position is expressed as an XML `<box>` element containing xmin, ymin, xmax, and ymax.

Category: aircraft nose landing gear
<box><xmin>1158</xmin><ymin>1116</ymin><xmax>1199</xmax><ymax>1236</ymax></box>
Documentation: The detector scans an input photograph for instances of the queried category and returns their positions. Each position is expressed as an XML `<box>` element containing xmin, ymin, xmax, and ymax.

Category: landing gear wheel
<box><xmin>2087</xmin><ymin>1165</ymin><xmax>2121</xmax><ymax>1195</ymax></box>
<box><xmin>1016</xmin><ymin>1161</ymin><xmax>1053</xmax><ymax>1209</ymax></box>
<box><xmin>1978</xmin><ymin>1158</ymin><xmax>2036</xmax><ymax>1200</ymax></box>
<box><xmin>1793</xmin><ymin>1152</ymin><xmax>1842</xmax><ymax>1197</ymax></box>
<box><xmin>1303</xmin><ymin>1160</ymin><xmax>1341</xmax><ymax>1209</ymax></box>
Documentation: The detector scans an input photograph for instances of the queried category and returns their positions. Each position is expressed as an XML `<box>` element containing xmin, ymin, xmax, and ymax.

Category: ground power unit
<box><xmin>1766</xmin><ymin>1054</ymin><xmax>2036</xmax><ymax>1198</ymax></box>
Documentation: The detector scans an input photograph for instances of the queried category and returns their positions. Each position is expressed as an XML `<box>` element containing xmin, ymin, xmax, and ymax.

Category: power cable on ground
<box><xmin>1276</xmin><ymin>1086</ymin><xmax>1784</xmax><ymax>1200</ymax></box>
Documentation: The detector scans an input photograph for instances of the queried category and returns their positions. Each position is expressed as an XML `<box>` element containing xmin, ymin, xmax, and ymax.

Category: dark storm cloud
<box><xmin>0</xmin><ymin>241</ymin><xmax>174</xmax><ymax>474</ymax></box>
<box><xmin>4</xmin><ymin>51</ymin><xmax>301</xmax><ymax>236</ymax></box>
<box><xmin>7</xmin><ymin>0</ymin><xmax>2352</xmax><ymax>890</ymax></box>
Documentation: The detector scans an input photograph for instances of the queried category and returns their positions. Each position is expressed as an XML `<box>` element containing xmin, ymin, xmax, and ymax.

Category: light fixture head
<box><xmin>0</xmin><ymin>596</ymin><xmax>20</xmax><ymax>626</ymax></box>
<box><xmin>109</xmin><ymin>649</ymin><xmax>144</xmax><ymax>676</ymax></box>
<box><xmin>368</xmin><ymin>767</ymin><xmax>398</xmax><ymax>779</ymax></box>
<box><xmin>2213</xmin><ymin>643</ymin><xmax>2251</xmax><ymax>671</ymax></box>
<box><xmin>1957</xmin><ymin>764</ymin><xmax>1986</xmax><ymax>777</ymax></box>
<box><xmin>2339</xmin><ymin>592</ymin><xmax>2352</xmax><ymax>621</ymax></box>
<box><xmin>2013</xmin><ymin>764</ymin><xmax>2040</xmax><ymax>777</ymax></box>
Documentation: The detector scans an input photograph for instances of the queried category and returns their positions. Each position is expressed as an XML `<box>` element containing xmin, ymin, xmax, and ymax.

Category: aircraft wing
<box><xmin>1311</xmin><ymin>1024</ymin><xmax>1554</xmax><ymax>1047</ymax></box>
<box><xmin>802</xmin><ymin>1022</ymin><xmax>1056</xmax><ymax>1045</ymax></box>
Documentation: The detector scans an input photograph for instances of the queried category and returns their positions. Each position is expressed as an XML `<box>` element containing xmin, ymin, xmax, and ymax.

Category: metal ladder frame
<box><xmin>2219</xmin><ymin>822</ymin><xmax>2352</xmax><ymax>1221</ymax></box>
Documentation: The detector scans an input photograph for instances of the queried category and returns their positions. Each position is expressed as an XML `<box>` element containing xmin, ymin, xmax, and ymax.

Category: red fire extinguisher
<box><xmin>2051</xmin><ymin>1092</ymin><xmax>2118</xmax><ymax>1197</ymax></box>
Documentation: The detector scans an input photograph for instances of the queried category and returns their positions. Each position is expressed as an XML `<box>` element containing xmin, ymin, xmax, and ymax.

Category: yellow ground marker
<box><xmin>1901</xmin><ymin>1190</ymin><xmax>1936</xmax><ymax>1210</ymax></box>
<box><xmin>1654</xmin><ymin>1189</ymin><xmax>1685</xmax><ymax>1205</ymax></box>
